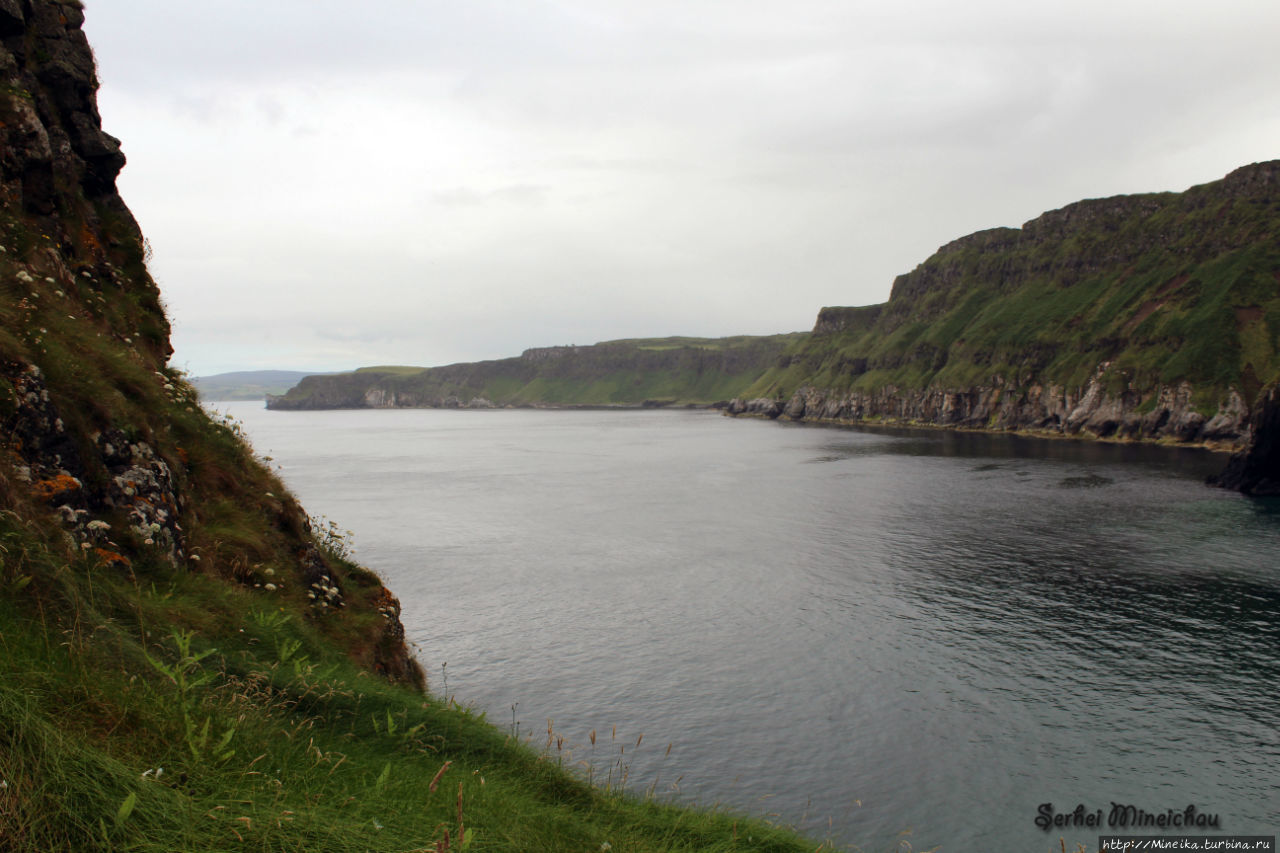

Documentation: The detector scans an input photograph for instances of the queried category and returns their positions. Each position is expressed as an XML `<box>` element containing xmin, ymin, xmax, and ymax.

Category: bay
<box><xmin>215</xmin><ymin>402</ymin><xmax>1280</xmax><ymax>850</ymax></box>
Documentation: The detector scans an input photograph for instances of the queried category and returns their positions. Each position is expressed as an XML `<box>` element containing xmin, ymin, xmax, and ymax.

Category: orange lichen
<box><xmin>30</xmin><ymin>474</ymin><xmax>81</xmax><ymax>500</ymax></box>
<box><xmin>93</xmin><ymin>548</ymin><xmax>131</xmax><ymax>567</ymax></box>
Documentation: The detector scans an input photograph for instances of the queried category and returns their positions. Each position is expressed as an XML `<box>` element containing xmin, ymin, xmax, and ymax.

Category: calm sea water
<box><xmin>216</xmin><ymin>403</ymin><xmax>1280</xmax><ymax>851</ymax></box>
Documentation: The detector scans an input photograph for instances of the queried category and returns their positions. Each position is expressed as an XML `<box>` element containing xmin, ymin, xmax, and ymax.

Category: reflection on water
<box><xmin>219</xmin><ymin>404</ymin><xmax>1280</xmax><ymax>850</ymax></box>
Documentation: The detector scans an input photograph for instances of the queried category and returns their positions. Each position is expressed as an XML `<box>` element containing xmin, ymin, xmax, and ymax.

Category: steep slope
<box><xmin>0</xmin><ymin>5</ymin><xmax>820</xmax><ymax>850</ymax></box>
<box><xmin>266</xmin><ymin>334</ymin><xmax>803</xmax><ymax>410</ymax></box>
<box><xmin>732</xmin><ymin>162</ymin><xmax>1280</xmax><ymax>451</ymax></box>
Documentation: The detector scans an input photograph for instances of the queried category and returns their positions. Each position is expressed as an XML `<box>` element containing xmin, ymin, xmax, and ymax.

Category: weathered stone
<box><xmin>1211</xmin><ymin>382</ymin><xmax>1280</xmax><ymax>495</ymax></box>
<box><xmin>730</xmin><ymin>371</ymin><xmax>1253</xmax><ymax>450</ymax></box>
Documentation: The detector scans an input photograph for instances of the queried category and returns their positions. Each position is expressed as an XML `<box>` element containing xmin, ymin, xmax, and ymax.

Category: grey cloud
<box><xmin>429</xmin><ymin>184</ymin><xmax>549</xmax><ymax>208</ymax></box>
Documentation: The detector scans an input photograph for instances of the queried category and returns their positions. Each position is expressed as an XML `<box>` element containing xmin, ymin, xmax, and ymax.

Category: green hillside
<box><xmin>735</xmin><ymin>162</ymin><xmax>1280</xmax><ymax>448</ymax></box>
<box><xmin>267</xmin><ymin>335</ymin><xmax>804</xmax><ymax>410</ymax></box>
<box><xmin>0</xmin><ymin>4</ymin><xmax>819</xmax><ymax>851</ymax></box>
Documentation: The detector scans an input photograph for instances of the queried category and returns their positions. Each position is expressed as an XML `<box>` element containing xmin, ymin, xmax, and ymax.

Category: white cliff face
<box><xmin>730</xmin><ymin>372</ymin><xmax>1253</xmax><ymax>449</ymax></box>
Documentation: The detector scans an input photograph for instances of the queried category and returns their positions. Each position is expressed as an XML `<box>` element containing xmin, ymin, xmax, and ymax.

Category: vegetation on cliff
<box><xmin>0</xmin><ymin>3</ymin><xmax>818</xmax><ymax>850</ymax></box>
<box><xmin>266</xmin><ymin>335</ymin><xmax>804</xmax><ymax>410</ymax></box>
<box><xmin>736</xmin><ymin>162</ymin><xmax>1280</xmax><ymax>449</ymax></box>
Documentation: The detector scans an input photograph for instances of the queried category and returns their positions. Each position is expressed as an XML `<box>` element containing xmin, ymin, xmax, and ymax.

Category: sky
<box><xmin>84</xmin><ymin>1</ymin><xmax>1280</xmax><ymax>378</ymax></box>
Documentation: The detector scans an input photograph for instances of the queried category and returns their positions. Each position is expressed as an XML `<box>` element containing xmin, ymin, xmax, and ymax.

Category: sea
<box><xmin>212</xmin><ymin>402</ymin><xmax>1280</xmax><ymax>851</ymax></box>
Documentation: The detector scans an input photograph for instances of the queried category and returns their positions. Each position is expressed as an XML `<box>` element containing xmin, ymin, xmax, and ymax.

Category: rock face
<box><xmin>0</xmin><ymin>1</ymin><xmax>421</xmax><ymax>687</ymax></box>
<box><xmin>1210</xmin><ymin>382</ymin><xmax>1280</xmax><ymax>495</ymax></box>
<box><xmin>729</xmin><ymin>378</ymin><xmax>1251</xmax><ymax>446</ymax></box>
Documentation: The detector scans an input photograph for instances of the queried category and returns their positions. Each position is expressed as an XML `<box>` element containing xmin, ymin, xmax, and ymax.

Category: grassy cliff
<box><xmin>266</xmin><ymin>335</ymin><xmax>804</xmax><ymax>410</ymax></box>
<box><xmin>0</xmin><ymin>4</ymin><xmax>819</xmax><ymax>851</ymax></box>
<box><xmin>734</xmin><ymin>162</ymin><xmax>1280</xmax><ymax>448</ymax></box>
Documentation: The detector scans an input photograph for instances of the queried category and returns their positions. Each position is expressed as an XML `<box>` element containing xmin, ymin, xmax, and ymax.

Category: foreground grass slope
<box><xmin>0</xmin><ymin>4</ymin><xmax>820</xmax><ymax>850</ymax></box>
<box><xmin>0</xmin><ymin>505</ymin><xmax>817</xmax><ymax>852</ymax></box>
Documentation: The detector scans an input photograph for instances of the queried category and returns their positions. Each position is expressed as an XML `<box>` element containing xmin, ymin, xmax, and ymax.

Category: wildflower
<box><xmin>87</xmin><ymin>520</ymin><xmax>111</xmax><ymax>531</ymax></box>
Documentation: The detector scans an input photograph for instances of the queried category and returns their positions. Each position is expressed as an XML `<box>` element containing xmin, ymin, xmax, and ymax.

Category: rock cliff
<box><xmin>1209</xmin><ymin>381</ymin><xmax>1280</xmax><ymax>494</ymax></box>
<box><xmin>731</xmin><ymin>162</ymin><xmax>1280</xmax><ymax>460</ymax></box>
<box><xmin>0</xmin><ymin>0</ymin><xmax>421</xmax><ymax>687</ymax></box>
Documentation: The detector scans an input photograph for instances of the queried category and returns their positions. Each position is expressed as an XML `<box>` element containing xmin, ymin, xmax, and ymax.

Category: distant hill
<box><xmin>265</xmin><ymin>334</ymin><xmax>805</xmax><ymax>410</ymax></box>
<box><xmin>192</xmin><ymin>370</ymin><xmax>332</xmax><ymax>401</ymax></box>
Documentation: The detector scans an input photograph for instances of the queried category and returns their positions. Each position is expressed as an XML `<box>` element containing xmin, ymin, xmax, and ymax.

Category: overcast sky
<box><xmin>85</xmin><ymin>1</ymin><xmax>1280</xmax><ymax>377</ymax></box>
